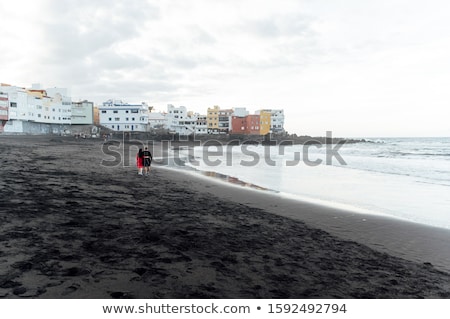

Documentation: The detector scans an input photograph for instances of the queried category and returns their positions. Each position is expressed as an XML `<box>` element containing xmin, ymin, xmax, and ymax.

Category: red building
<box><xmin>231</xmin><ymin>114</ymin><xmax>260</xmax><ymax>135</ymax></box>
<box><xmin>231</xmin><ymin>116</ymin><xmax>246</xmax><ymax>134</ymax></box>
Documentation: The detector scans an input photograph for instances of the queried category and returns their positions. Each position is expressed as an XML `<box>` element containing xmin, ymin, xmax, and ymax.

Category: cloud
<box><xmin>92</xmin><ymin>51</ymin><xmax>148</xmax><ymax>71</ymax></box>
<box><xmin>41</xmin><ymin>0</ymin><xmax>160</xmax><ymax>62</ymax></box>
<box><xmin>18</xmin><ymin>0</ymin><xmax>319</xmax><ymax>106</ymax></box>
<box><xmin>243</xmin><ymin>13</ymin><xmax>314</xmax><ymax>39</ymax></box>
<box><xmin>24</xmin><ymin>0</ymin><xmax>163</xmax><ymax>99</ymax></box>
<box><xmin>3</xmin><ymin>0</ymin><xmax>450</xmax><ymax>136</ymax></box>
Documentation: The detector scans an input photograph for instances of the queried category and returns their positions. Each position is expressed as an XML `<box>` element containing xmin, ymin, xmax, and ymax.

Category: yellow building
<box><xmin>207</xmin><ymin>105</ymin><xmax>220</xmax><ymax>133</ymax></box>
<box><xmin>259</xmin><ymin>110</ymin><xmax>272</xmax><ymax>135</ymax></box>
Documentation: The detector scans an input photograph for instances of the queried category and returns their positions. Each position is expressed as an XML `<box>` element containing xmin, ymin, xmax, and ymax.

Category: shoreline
<box><xmin>163</xmin><ymin>163</ymin><xmax>448</xmax><ymax>230</ymax></box>
<box><xmin>0</xmin><ymin>136</ymin><xmax>449</xmax><ymax>298</ymax></box>
<box><xmin>158</xmin><ymin>165</ymin><xmax>450</xmax><ymax>274</ymax></box>
<box><xmin>186</xmin><ymin>164</ymin><xmax>450</xmax><ymax>228</ymax></box>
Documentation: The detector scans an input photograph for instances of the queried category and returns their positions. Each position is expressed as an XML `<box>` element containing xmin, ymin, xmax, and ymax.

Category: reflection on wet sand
<box><xmin>201</xmin><ymin>171</ymin><xmax>273</xmax><ymax>192</ymax></box>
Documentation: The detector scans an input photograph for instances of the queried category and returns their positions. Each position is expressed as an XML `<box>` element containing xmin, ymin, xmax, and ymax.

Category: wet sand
<box><xmin>0</xmin><ymin>135</ymin><xmax>449</xmax><ymax>298</ymax></box>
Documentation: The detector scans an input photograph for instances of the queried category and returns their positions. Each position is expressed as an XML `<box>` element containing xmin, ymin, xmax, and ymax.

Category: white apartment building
<box><xmin>31</xmin><ymin>85</ymin><xmax>72</xmax><ymax>124</ymax></box>
<box><xmin>270</xmin><ymin>109</ymin><xmax>285</xmax><ymax>133</ymax></box>
<box><xmin>0</xmin><ymin>83</ymin><xmax>72</xmax><ymax>134</ymax></box>
<box><xmin>148</xmin><ymin>112</ymin><xmax>166</xmax><ymax>129</ymax></box>
<box><xmin>71</xmin><ymin>100</ymin><xmax>94</xmax><ymax>125</ymax></box>
<box><xmin>99</xmin><ymin>99</ymin><xmax>149</xmax><ymax>132</ymax></box>
<box><xmin>195</xmin><ymin>115</ymin><xmax>207</xmax><ymax>135</ymax></box>
<box><xmin>218</xmin><ymin>109</ymin><xmax>233</xmax><ymax>133</ymax></box>
<box><xmin>233</xmin><ymin>107</ymin><xmax>249</xmax><ymax>117</ymax></box>
<box><xmin>166</xmin><ymin>104</ymin><xmax>197</xmax><ymax>135</ymax></box>
<box><xmin>0</xmin><ymin>92</ymin><xmax>8</xmax><ymax>133</ymax></box>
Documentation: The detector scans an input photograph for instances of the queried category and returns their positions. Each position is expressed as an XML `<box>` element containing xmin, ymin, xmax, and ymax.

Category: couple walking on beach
<box><xmin>136</xmin><ymin>147</ymin><xmax>152</xmax><ymax>176</ymax></box>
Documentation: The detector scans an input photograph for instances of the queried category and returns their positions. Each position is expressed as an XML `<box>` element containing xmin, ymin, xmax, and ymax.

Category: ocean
<box><xmin>170</xmin><ymin>137</ymin><xmax>450</xmax><ymax>230</ymax></box>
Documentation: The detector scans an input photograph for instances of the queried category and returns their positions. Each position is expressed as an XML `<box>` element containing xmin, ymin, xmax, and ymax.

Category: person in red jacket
<box><xmin>136</xmin><ymin>149</ymin><xmax>144</xmax><ymax>175</ymax></box>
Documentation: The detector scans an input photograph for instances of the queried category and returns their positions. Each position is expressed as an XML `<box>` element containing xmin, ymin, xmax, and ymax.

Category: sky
<box><xmin>1</xmin><ymin>0</ymin><xmax>449</xmax><ymax>137</ymax></box>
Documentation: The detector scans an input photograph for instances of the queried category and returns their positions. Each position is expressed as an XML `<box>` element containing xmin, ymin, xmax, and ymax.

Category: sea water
<box><xmin>174</xmin><ymin>137</ymin><xmax>450</xmax><ymax>230</ymax></box>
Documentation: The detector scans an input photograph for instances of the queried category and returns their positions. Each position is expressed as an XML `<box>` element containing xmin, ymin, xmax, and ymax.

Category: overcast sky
<box><xmin>1</xmin><ymin>0</ymin><xmax>449</xmax><ymax>137</ymax></box>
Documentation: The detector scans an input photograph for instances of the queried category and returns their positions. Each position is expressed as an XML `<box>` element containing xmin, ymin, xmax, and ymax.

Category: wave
<box><xmin>388</xmin><ymin>151</ymin><xmax>450</xmax><ymax>157</ymax></box>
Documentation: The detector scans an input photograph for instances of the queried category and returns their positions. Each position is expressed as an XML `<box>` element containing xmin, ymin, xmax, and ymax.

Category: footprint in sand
<box><xmin>62</xmin><ymin>283</ymin><xmax>80</xmax><ymax>296</ymax></box>
<box><xmin>13</xmin><ymin>286</ymin><xmax>27</xmax><ymax>296</ymax></box>
<box><xmin>110</xmin><ymin>291</ymin><xmax>133</xmax><ymax>299</ymax></box>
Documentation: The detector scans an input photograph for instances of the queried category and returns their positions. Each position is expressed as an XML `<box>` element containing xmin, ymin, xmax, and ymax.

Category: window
<box><xmin>115</xmin><ymin>117</ymin><xmax>120</xmax><ymax>121</ymax></box>
<box><xmin>108</xmin><ymin>118</ymin><xmax>112</xmax><ymax>121</ymax></box>
<box><xmin>10</xmin><ymin>102</ymin><xmax>17</xmax><ymax>108</ymax></box>
<box><xmin>126</xmin><ymin>110</ymin><xmax>129</xmax><ymax>113</ymax></box>
<box><xmin>113</xmin><ymin>110</ymin><xmax>118</xmax><ymax>113</ymax></box>
<box><xmin>126</xmin><ymin>118</ymin><xmax>129</xmax><ymax>121</ymax></box>
<box><xmin>131</xmin><ymin>110</ymin><xmax>138</xmax><ymax>113</ymax></box>
<box><xmin>101</xmin><ymin>110</ymin><xmax>107</xmax><ymax>113</ymax></box>
<box><xmin>132</xmin><ymin>118</ymin><xmax>135</xmax><ymax>121</ymax></box>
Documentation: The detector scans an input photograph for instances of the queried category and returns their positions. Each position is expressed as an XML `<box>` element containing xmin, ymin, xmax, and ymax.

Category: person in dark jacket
<box><xmin>142</xmin><ymin>147</ymin><xmax>153</xmax><ymax>176</ymax></box>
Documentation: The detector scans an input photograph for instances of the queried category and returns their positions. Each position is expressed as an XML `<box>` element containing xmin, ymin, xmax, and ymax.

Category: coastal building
<box><xmin>231</xmin><ymin>114</ymin><xmax>260</xmax><ymax>135</ymax></box>
<box><xmin>71</xmin><ymin>100</ymin><xmax>94</xmax><ymax>125</ymax></box>
<box><xmin>148</xmin><ymin>112</ymin><xmax>166</xmax><ymax>129</ymax></box>
<box><xmin>98</xmin><ymin>99</ymin><xmax>149</xmax><ymax>132</ymax></box>
<box><xmin>231</xmin><ymin>116</ymin><xmax>246</xmax><ymax>134</ymax></box>
<box><xmin>93</xmin><ymin>106</ymin><xmax>100</xmax><ymax>125</ymax></box>
<box><xmin>233</xmin><ymin>107</ymin><xmax>249</xmax><ymax>117</ymax></box>
<box><xmin>0</xmin><ymin>83</ymin><xmax>73</xmax><ymax>134</ymax></box>
<box><xmin>0</xmin><ymin>82</ymin><xmax>285</xmax><ymax>136</ymax></box>
<box><xmin>257</xmin><ymin>110</ymin><xmax>272</xmax><ymax>135</ymax></box>
<box><xmin>245</xmin><ymin>114</ymin><xmax>260</xmax><ymax>135</ymax></box>
<box><xmin>229</xmin><ymin>107</ymin><xmax>251</xmax><ymax>134</ymax></box>
<box><xmin>166</xmin><ymin>104</ymin><xmax>196</xmax><ymax>135</ymax></box>
<box><xmin>1</xmin><ymin>84</ymin><xmax>28</xmax><ymax>133</ymax></box>
<box><xmin>0</xmin><ymin>92</ymin><xmax>8</xmax><ymax>133</ymax></box>
<box><xmin>218</xmin><ymin>109</ymin><xmax>233</xmax><ymax>134</ymax></box>
<box><xmin>195</xmin><ymin>114</ymin><xmax>207</xmax><ymax>135</ymax></box>
<box><xmin>207</xmin><ymin>105</ymin><xmax>234</xmax><ymax>134</ymax></box>
<box><xmin>269</xmin><ymin>109</ymin><xmax>285</xmax><ymax>134</ymax></box>
<box><xmin>207</xmin><ymin>105</ymin><xmax>220</xmax><ymax>134</ymax></box>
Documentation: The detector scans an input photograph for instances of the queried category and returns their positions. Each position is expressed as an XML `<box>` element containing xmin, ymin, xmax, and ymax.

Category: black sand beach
<box><xmin>0</xmin><ymin>135</ymin><xmax>449</xmax><ymax>298</ymax></box>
